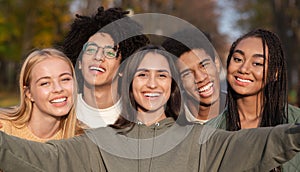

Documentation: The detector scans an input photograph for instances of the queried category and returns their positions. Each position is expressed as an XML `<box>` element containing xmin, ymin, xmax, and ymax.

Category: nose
<box><xmin>146</xmin><ymin>74</ymin><xmax>158</xmax><ymax>89</ymax></box>
<box><xmin>238</xmin><ymin>61</ymin><xmax>250</xmax><ymax>74</ymax></box>
<box><xmin>52</xmin><ymin>81</ymin><xmax>63</xmax><ymax>93</ymax></box>
<box><xmin>94</xmin><ymin>48</ymin><xmax>105</xmax><ymax>61</ymax></box>
<box><xmin>194</xmin><ymin>69</ymin><xmax>208</xmax><ymax>84</ymax></box>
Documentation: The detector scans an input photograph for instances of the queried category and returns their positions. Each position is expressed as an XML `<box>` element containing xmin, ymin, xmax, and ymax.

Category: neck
<box><xmin>137</xmin><ymin>108</ymin><xmax>166</xmax><ymax>126</ymax></box>
<box><xmin>187</xmin><ymin>98</ymin><xmax>219</xmax><ymax>120</ymax></box>
<box><xmin>83</xmin><ymin>79</ymin><xmax>119</xmax><ymax>109</ymax></box>
<box><xmin>236</xmin><ymin>95</ymin><xmax>263</xmax><ymax>129</ymax></box>
<box><xmin>28</xmin><ymin>109</ymin><xmax>62</xmax><ymax>139</ymax></box>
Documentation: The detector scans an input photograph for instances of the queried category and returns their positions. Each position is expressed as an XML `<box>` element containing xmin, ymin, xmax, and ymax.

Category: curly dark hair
<box><xmin>61</xmin><ymin>6</ymin><xmax>149</xmax><ymax>92</ymax></box>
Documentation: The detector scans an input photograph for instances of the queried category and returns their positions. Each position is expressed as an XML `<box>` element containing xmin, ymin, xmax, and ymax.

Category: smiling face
<box><xmin>80</xmin><ymin>32</ymin><xmax>121</xmax><ymax>88</ymax></box>
<box><xmin>26</xmin><ymin>57</ymin><xmax>74</xmax><ymax>118</ymax></box>
<box><xmin>227</xmin><ymin>37</ymin><xmax>268</xmax><ymax>97</ymax></box>
<box><xmin>132</xmin><ymin>52</ymin><xmax>172</xmax><ymax>113</ymax></box>
<box><xmin>177</xmin><ymin>49</ymin><xmax>220</xmax><ymax>106</ymax></box>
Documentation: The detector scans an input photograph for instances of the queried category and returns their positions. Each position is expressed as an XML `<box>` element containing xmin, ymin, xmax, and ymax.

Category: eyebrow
<box><xmin>180</xmin><ymin>69</ymin><xmax>191</xmax><ymax>75</ymax></box>
<box><xmin>35</xmin><ymin>72</ymin><xmax>72</xmax><ymax>84</ymax></box>
<box><xmin>136</xmin><ymin>68</ymin><xmax>170</xmax><ymax>73</ymax></box>
<box><xmin>234</xmin><ymin>49</ymin><xmax>265</xmax><ymax>59</ymax></box>
<box><xmin>199</xmin><ymin>59</ymin><xmax>211</xmax><ymax>65</ymax></box>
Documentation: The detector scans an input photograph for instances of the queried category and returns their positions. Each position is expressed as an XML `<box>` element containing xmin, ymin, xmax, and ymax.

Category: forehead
<box><xmin>87</xmin><ymin>32</ymin><xmax>115</xmax><ymax>45</ymax></box>
<box><xmin>31</xmin><ymin>57</ymin><xmax>71</xmax><ymax>78</ymax></box>
<box><xmin>177</xmin><ymin>49</ymin><xmax>212</xmax><ymax>67</ymax></box>
<box><xmin>137</xmin><ymin>52</ymin><xmax>171</xmax><ymax>72</ymax></box>
<box><xmin>235</xmin><ymin>37</ymin><xmax>268</xmax><ymax>55</ymax></box>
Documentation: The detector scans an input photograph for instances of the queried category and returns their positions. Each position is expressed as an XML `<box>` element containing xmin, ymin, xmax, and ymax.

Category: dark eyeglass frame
<box><xmin>83</xmin><ymin>42</ymin><xmax>118</xmax><ymax>59</ymax></box>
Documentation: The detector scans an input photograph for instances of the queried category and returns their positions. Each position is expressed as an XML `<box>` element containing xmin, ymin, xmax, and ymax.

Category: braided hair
<box><xmin>226</xmin><ymin>28</ymin><xmax>288</xmax><ymax>131</ymax></box>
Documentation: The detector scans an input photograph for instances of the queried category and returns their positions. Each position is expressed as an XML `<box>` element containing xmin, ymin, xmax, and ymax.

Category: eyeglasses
<box><xmin>83</xmin><ymin>42</ymin><xmax>118</xmax><ymax>59</ymax></box>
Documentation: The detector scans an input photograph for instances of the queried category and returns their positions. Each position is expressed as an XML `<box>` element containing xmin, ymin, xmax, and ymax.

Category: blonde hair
<box><xmin>0</xmin><ymin>48</ymin><xmax>79</xmax><ymax>138</ymax></box>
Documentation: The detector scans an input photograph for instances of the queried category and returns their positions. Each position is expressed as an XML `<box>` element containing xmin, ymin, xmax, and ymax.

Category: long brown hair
<box><xmin>111</xmin><ymin>45</ymin><xmax>187</xmax><ymax>130</ymax></box>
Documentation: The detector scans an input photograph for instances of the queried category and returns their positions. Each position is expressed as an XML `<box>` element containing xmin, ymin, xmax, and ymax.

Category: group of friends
<box><xmin>0</xmin><ymin>6</ymin><xmax>300</xmax><ymax>172</ymax></box>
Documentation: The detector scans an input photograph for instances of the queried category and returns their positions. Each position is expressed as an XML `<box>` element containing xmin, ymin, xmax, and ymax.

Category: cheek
<box><xmin>65</xmin><ymin>82</ymin><xmax>74</xmax><ymax>92</ymax></box>
<box><xmin>132</xmin><ymin>80</ymin><xmax>141</xmax><ymax>98</ymax></box>
<box><xmin>164</xmin><ymin>81</ymin><xmax>172</xmax><ymax>96</ymax></box>
<box><xmin>183</xmin><ymin>82</ymin><xmax>194</xmax><ymax>92</ymax></box>
<box><xmin>254</xmin><ymin>70</ymin><xmax>264</xmax><ymax>80</ymax></box>
<box><xmin>109</xmin><ymin>60</ymin><xmax>121</xmax><ymax>72</ymax></box>
<box><xmin>31</xmin><ymin>87</ymin><xmax>50</xmax><ymax>100</ymax></box>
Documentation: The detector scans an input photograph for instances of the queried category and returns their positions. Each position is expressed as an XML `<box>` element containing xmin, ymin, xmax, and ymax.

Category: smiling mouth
<box><xmin>90</xmin><ymin>66</ymin><xmax>105</xmax><ymax>72</ymax></box>
<box><xmin>50</xmin><ymin>97</ymin><xmax>67</xmax><ymax>103</ymax></box>
<box><xmin>144</xmin><ymin>93</ymin><xmax>161</xmax><ymax>98</ymax></box>
<box><xmin>236</xmin><ymin>77</ymin><xmax>252</xmax><ymax>83</ymax></box>
<box><xmin>198</xmin><ymin>82</ymin><xmax>213</xmax><ymax>93</ymax></box>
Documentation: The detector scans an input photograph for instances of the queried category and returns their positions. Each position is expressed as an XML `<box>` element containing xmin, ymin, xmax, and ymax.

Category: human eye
<box><xmin>158</xmin><ymin>72</ymin><xmax>169</xmax><ymax>78</ymax></box>
<box><xmin>253</xmin><ymin>61</ymin><xmax>264</xmax><ymax>67</ymax></box>
<box><xmin>85</xmin><ymin>45</ymin><xmax>98</xmax><ymax>55</ymax></box>
<box><xmin>232</xmin><ymin>56</ymin><xmax>242</xmax><ymax>63</ymax></box>
<box><xmin>201</xmin><ymin>62</ymin><xmax>211</xmax><ymax>68</ymax></box>
<box><xmin>135</xmin><ymin>71</ymin><xmax>147</xmax><ymax>78</ymax></box>
<box><xmin>61</xmin><ymin>76</ymin><xmax>73</xmax><ymax>82</ymax></box>
<box><xmin>181</xmin><ymin>70</ymin><xmax>193</xmax><ymax>79</ymax></box>
<box><xmin>104</xmin><ymin>48</ymin><xmax>117</xmax><ymax>58</ymax></box>
<box><xmin>39</xmin><ymin>81</ymin><xmax>50</xmax><ymax>87</ymax></box>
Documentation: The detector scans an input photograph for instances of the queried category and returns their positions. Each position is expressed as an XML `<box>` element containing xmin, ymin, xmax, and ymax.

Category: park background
<box><xmin>0</xmin><ymin>0</ymin><xmax>299</xmax><ymax>107</ymax></box>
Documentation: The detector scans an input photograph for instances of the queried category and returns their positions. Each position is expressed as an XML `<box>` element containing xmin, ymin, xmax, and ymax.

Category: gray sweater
<box><xmin>0</xmin><ymin>117</ymin><xmax>300</xmax><ymax>172</ymax></box>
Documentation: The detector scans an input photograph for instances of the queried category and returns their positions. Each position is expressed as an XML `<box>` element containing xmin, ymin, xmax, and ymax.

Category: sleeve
<box><xmin>0</xmin><ymin>131</ymin><xmax>102</xmax><ymax>172</ymax></box>
<box><xmin>202</xmin><ymin>124</ymin><xmax>300</xmax><ymax>172</ymax></box>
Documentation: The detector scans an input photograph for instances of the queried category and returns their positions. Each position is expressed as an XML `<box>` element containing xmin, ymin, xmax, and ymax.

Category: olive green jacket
<box><xmin>1</xmin><ymin>117</ymin><xmax>300</xmax><ymax>172</ymax></box>
<box><xmin>207</xmin><ymin>104</ymin><xmax>300</xmax><ymax>172</ymax></box>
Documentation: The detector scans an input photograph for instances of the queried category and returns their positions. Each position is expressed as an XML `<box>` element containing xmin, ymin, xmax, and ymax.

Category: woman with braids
<box><xmin>207</xmin><ymin>29</ymin><xmax>300</xmax><ymax>171</ymax></box>
<box><xmin>1</xmin><ymin>45</ymin><xmax>300</xmax><ymax>171</ymax></box>
<box><xmin>62</xmin><ymin>6</ymin><xmax>149</xmax><ymax>128</ymax></box>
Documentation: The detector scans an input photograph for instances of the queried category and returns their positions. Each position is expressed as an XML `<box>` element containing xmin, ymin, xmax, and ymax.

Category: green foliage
<box><xmin>231</xmin><ymin>0</ymin><xmax>300</xmax><ymax>105</ymax></box>
<box><xmin>0</xmin><ymin>0</ymin><xmax>72</xmax><ymax>62</ymax></box>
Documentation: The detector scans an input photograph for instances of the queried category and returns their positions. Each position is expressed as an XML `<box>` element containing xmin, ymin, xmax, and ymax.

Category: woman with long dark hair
<box><xmin>208</xmin><ymin>29</ymin><xmax>300</xmax><ymax>171</ymax></box>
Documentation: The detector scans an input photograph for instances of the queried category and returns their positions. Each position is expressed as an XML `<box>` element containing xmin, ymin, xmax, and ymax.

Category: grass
<box><xmin>0</xmin><ymin>90</ymin><xmax>19</xmax><ymax>107</ymax></box>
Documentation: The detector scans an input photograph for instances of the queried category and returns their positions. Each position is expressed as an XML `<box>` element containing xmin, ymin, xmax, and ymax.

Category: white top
<box><xmin>184</xmin><ymin>89</ymin><xmax>227</xmax><ymax>125</ymax></box>
<box><xmin>76</xmin><ymin>94</ymin><xmax>121</xmax><ymax>128</ymax></box>
<box><xmin>184</xmin><ymin>105</ymin><xmax>208</xmax><ymax>125</ymax></box>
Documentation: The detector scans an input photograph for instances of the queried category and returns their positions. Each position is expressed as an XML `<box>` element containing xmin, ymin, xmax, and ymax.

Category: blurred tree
<box><xmin>0</xmin><ymin>0</ymin><xmax>72</xmax><ymax>91</ymax></box>
<box><xmin>231</xmin><ymin>0</ymin><xmax>300</xmax><ymax>105</ymax></box>
<box><xmin>120</xmin><ymin>0</ymin><xmax>229</xmax><ymax>62</ymax></box>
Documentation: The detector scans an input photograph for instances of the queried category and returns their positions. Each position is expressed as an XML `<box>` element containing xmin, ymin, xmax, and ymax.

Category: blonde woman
<box><xmin>0</xmin><ymin>48</ymin><xmax>81</xmax><ymax>142</ymax></box>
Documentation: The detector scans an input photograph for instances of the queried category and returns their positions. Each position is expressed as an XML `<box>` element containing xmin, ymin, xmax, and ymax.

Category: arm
<box><xmin>202</xmin><ymin>124</ymin><xmax>300</xmax><ymax>171</ymax></box>
<box><xmin>0</xmin><ymin>131</ymin><xmax>102</xmax><ymax>172</ymax></box>
<box><xmin>0</xmin><ymin>131</ymin><xmax>57</xmax><ymax>171</ymax></box>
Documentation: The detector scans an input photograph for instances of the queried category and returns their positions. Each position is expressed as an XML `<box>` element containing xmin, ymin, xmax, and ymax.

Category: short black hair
<box><xmin>162</xmin><ymin>28</ymin><xmax>215</xmax><ymax>60</ymax></box>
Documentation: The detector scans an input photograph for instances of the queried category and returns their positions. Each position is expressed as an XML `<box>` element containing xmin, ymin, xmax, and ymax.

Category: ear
<box><xmin>274</xmin><ymin>70</ymin><xmax>278</xmax><ymax>81</ymax></box>
<box><xmin>214</xmin><ymin>56</ymin><xmax>221</xmax><ymax>73</ymax></box>
<box><xmin>78</xmin><ymin>61</ymin><xmax>82</xmax><ymax>69</ymax></box>
<box><xmin>24</xmin><ymin>86</ymin><xmax>34</xmax><ymax>102</ymax></box>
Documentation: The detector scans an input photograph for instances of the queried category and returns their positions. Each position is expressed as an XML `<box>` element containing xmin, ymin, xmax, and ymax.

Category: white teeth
<box><xmin>198</xmin><ymin>82</ymin><xmax>213</xmax><ymax>92</ymax></box>
<box><xmin>144</xmin><ymin>93</ymin><xmax>160</xmax><ymax>97</ymax></box>
<box><xmin>236</xmin><ymin>77</ymin><xmax>251</xmax><ymax>83</ymax></box>
<box><xmin>51</xmin><ymin>97</ymin><xmax>66</xmax><ymax>103</ymax></box>
<box><xmin>90</xmin><ymin>66</ymin><xmax>105</xmax><ymax>72</ymax></box>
